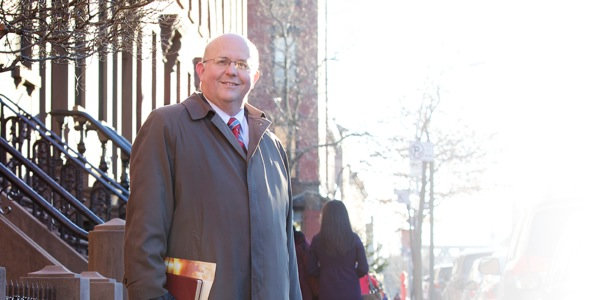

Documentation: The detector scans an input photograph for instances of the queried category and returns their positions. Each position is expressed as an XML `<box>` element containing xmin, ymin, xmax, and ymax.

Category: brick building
<box><xmin>246</xmin><ymin>0</ymin><xmax>370</xmax><ymax>244</ymax></box>
<box><xmin>247</xmin><ymin>0</ymin><xmax>326</xmax><ymax>241</ymax></box>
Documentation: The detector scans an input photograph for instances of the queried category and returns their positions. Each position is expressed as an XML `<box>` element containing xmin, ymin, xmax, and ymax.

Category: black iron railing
<box><xmin>0</xmin><ymin>94</ymin><xmax>128</xmax><ymax>222</ymax></box>
<box><xmin>0</xmin><ymin>94</ymin><xmax>135</xmax><ymax>255</ymax></box>
<box><xmin>50</xmin><ymin>108</ymin><xmax>131</xmax><ymax>191</ymax></box>
<box><xmin>0</xmin><ymin>159</ymin><xmax>93</xmax><ymax>252</ymax></box>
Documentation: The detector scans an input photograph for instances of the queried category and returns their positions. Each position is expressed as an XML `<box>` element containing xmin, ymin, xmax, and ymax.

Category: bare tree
<box><xmin>369</xmin><ymin>85</ymin><xmax>488</xmax><ymax>300</ymax></box>
<box><xmin>251</xmin><ymin>0</ymin><xmax>365</xmax><ymax>177</ymax></box>
<box><xmin>0</xmin><ymin>0</ymin><xmax>167</xmax><ymax>73</ymax></box>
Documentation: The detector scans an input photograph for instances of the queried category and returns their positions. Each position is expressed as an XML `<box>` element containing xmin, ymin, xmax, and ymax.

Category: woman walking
<box><xmin>307</xmin><ymin>200</ymin><xmax>369</xmax><ymax>300</ymax></box>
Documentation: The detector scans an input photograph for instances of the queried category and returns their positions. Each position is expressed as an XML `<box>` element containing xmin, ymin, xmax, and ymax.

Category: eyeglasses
<box><xmin>202</xmin><ymin>57</ymin><xmax>251</xmax><ymax>71</ymax></box>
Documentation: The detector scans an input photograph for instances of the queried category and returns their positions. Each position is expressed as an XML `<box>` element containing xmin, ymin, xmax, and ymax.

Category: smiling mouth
<box><xmin>221</xmin><ymin>81</ymin><xmax>240</xmax><ymax>86</ymax></box>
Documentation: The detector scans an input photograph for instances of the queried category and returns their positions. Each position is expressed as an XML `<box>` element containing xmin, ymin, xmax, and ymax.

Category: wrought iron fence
<box><xmin>5</xmin><ymin>280</ymin><xmax>56</xmax><ymax>300</ymax></box>
<box><xmin>0</xmin><ymin>93</ymin><xmax>133</xmax><ymax>254</ymax></box>
<box><xmin>0</xmin><ymin>94</ymin><xmax>129</xmax><ymax>222</ymax></box>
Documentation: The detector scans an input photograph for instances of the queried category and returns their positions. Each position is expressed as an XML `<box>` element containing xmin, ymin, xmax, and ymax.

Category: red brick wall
<box><xmin>247</xmin><ymin>0</ymin><xmax>319</xmax><ymax>181</ymax></box>
<box><xmin>247</xmin><ymin>0</ymin><xmax>321</xmax><ymax>239</ymax></box>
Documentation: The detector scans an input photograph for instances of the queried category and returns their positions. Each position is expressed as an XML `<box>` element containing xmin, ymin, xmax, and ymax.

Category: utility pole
<box><xmin>408</xmin><ymin>140</ymin><xmax>434</xmax><ymax>300</ymax></box>
<box><xmin>428</xmin><ymin>160</ymin><xmax>434</xmax><ymax>300</ymax></box>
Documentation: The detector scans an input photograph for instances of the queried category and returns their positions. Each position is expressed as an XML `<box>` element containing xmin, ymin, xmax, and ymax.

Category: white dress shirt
<box><xmin>203</xmin><ymin>98</ymin><xmax>249</xmax><ymax>149</ymax></box>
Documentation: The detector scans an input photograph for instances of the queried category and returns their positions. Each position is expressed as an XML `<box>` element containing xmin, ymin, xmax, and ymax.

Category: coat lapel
<box><xmin>246</xmin><ymin>104</ymin><xmax>271</xmax><ymax>158</ymax></box>
<box><xmin>182</xmin><ymin>93</ymin><xmax>247</xmax><ymax>158</ymax></box>
<box><xmin>181</xmin><ymin>93</ymin><xmax>272</xmax><ymax>160</ymax></box>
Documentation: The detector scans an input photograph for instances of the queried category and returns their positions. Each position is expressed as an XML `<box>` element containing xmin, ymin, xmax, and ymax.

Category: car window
<box><xmin>541</xmin><ymin>206</ymin><xmax>600</xmax><ymax>298</ymax></box>
<box><xmin>512</xmin><ymin>205</ymin><xmax>575</xmax><ymax>263</ymax></box>
<box><xmin>438</xmin><ymin>266</ymin><xmax>452</xmax><ymax>280</ymax></box>
<box><xmin>524</xmin><ymin>208</ymin><xmax>567</xmax><ymax>257</ymax></box>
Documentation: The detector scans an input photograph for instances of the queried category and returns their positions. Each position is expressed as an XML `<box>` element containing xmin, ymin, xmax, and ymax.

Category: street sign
<box><xmin>409</xmin><ymin>141</ymin><xmax>434</xmax><ymax>162</ymax></box>
<box><xmin>409</xmin><ymin>160</ymin><xmax>423</xmax><ymax>178</ymax></box>
<box><xmin>395</xmin><ymin>189</ymin><xmax>411</xmax><ymax>204</ymax></box>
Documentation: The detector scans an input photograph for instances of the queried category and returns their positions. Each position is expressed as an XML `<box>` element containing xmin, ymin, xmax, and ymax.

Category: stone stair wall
<box><xmin>0</xmin><ymin>193</ymin><xmax>88</xmax><ymax>281</ymax></box>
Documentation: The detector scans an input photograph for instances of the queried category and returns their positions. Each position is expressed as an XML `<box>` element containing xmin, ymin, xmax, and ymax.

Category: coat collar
<box><xmin>183</xmin><ymin>92</ymin><xmax>267</xmax><ymax>121</ymax></box>
<box><xmin>183</xmin><ymin>93</ymin><xmax>273</xmax><ymax>159</ymax></box>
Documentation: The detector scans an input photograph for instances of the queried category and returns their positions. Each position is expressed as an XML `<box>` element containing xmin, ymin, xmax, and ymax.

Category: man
<box><xmin>124</xmin><ymin>33</ymin><xmax>302</xmax><ymax>300</ymax></box>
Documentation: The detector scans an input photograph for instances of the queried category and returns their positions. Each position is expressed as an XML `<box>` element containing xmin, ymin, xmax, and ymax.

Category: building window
<box><xmin>272</xmin><ymin>35</ymin><xmax>296</xmax><ymax>95</ymax></box>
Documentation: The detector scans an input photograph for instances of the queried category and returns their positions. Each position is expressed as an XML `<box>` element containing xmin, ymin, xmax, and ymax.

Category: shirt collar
<box><xmin>203</xmin><ymin>97</ymin><xmax>245</xmax><ymax>122</ymax></box>
<box><xmin>203</xmin><ymin>96</ymin><xmax>248</xmax><ymax>146</ymax></box>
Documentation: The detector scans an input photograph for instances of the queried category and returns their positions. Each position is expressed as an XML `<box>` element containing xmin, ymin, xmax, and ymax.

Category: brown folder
<box><xmin>166</xmin><ymin>273</ymin><xmax>203</xmax><ymax>300</ymax></box>
<box><xmin>164</xmin><ymin>257</ymin><xmax>217</xmax><ymax>300</ymax></box>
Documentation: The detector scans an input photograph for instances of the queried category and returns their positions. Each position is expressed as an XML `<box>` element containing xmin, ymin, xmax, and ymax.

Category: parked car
<box><xmin>461</xmin><ymin>253</ymin><xmax>505</xmax><ymax>300</ymax></box>
<box><xmin>442</xmin><ymin>250</ymin><xmax>493</xmax><ymax>300</ymax></box>
<box><xmin>472</xmin><ymin>254</ymin><xmax>505</xmax><ymax>300</ymax></box>
<box><xmin>430</xmin><ymin>264</ymin><xmax>453</xmax><ymax>300</ymax></box>
<box><xmin>424</xmin><ymin>264</ymin><xmax>453</xmax><ymax>300</ymax></box>
<box><xmin>423</xmin><ymin>274</ymin><xmax>431</xmax><ymax>300</ymax></box>
<box><xmin>480</xmin><ymin>200</ymin><xmax>600</xmax><ymax>300</ymax></box>
<box><xmin>461</xmin><ymin>257</ymin><xmax>486</xmax><ymax>300</ymax></box>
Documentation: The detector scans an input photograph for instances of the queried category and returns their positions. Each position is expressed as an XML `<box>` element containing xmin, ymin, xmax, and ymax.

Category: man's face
<box><xmin>196</xmin><ymin>35</ymin><xmax>260</xmax><ymax>114</ymax></box>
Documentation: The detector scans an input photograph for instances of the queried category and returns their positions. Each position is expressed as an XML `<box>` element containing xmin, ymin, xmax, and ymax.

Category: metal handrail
<box><xmin>0</xmin><ymin>137</ymin><xmax>104</xmax><ymax>226</ymax></box>
<box><xmin>0</xmin><ymin>163</ymin><xmax>90</xmax><ymax>239</ymax></box>
<box><xmin>50</xmin><ymin>108</ymin><xmax>132</xmax><ymax>154</ymax></box>
<box><xmin>0</xmin><ymin>94</ymin><xmax>129</xmax><ymax>200</ymax></box>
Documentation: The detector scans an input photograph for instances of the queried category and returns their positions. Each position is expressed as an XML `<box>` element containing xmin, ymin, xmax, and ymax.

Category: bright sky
<box><xmin>326</xmin><ymin>0</ymin><xmax>600</xmax><ymax>249</ymax></box>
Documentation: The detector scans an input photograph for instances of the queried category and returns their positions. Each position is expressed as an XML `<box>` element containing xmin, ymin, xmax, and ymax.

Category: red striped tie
<box><xmin>227</xmin><ymin>117</ymin><xmax>246</xmax><ymax>153</ymax></box>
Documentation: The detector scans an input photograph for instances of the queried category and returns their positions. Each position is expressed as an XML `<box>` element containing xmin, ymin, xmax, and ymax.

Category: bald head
<box><xmin>195</xmin><ymin>33</ymin><xmax>261</xmax><ymax>115</ymax></box>
<box><xmin>203</xmin><ymin>34</ymin><xmax>260</xmax><ymax>70</ymax></box>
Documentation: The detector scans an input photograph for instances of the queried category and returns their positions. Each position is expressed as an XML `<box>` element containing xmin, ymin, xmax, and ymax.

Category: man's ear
<box><xmin>195</xmin><ymin>61</ymin><xmax>204</xmax><ymax>80</ymax></box>
<box><xmin>252</xmin><ymin>70</ymin><xmax>261</xmax><ymax>85</ymax></box>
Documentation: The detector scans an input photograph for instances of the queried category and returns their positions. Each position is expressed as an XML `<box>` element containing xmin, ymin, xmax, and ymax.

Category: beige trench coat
<box><xmin>124</xmin><ymin>93</ymin><xmax>301</xmax><ymax>300</ymax></box>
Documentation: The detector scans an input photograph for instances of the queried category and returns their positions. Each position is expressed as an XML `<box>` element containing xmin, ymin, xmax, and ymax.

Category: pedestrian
<box><xmin>294</xmin><ymin>228</ymin><xmax>319</xmax><ymax>300</ymax></box>
<box><xmin>399</xmin><ymin>271</ymin><xmax>407</xmax><ymax>300</ymax></box>
<box><xmin>123</xmin><ymin>33</ymin><xmax>302</xmax><ymax>300</ymax></box>
<box><xmin>307</xmin><ymin>200</ymin><xmax>369</xmax><ymax>300</ymax></box>
<box><xmin>360</xmin><ymin>273</ymin><xmax>382</xmax><ymax>300</ymax></box>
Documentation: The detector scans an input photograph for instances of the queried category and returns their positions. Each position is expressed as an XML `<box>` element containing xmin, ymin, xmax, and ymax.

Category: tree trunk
<box><xmin>411</xmin><ymin>162</ymin><xmax>428</xmax><ymax>300</ymax></box>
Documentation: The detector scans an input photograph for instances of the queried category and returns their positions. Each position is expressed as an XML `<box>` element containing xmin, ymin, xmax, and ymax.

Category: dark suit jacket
<box><xmin>124</xmin><ymin>93</ymin><xmax>301</xmax><ymax>300</ymax></box>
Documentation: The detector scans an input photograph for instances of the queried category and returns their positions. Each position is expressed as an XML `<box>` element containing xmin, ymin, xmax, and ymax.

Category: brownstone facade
<box><xmin>1</xmin><ymin>0</ymin><xmax>246</xmax><ymax>143</ymax></box>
